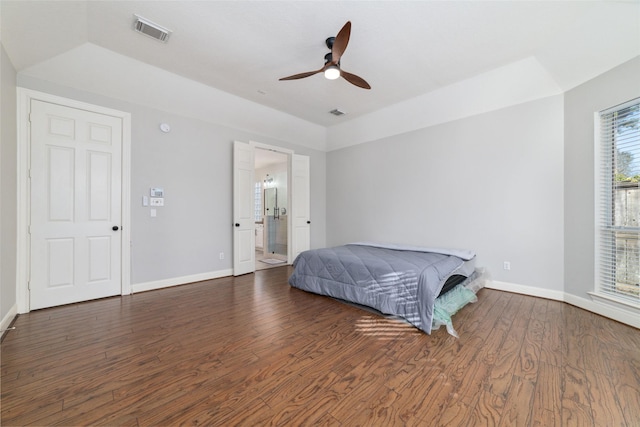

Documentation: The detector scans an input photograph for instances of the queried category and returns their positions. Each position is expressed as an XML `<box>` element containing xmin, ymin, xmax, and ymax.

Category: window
<box><xmin>597</xmin><ymin>98</ymin><xmax>640</xmax><ymax>307</ymax></box>
<box><xmin>254</xmin><ymin>181</ymin><xmax>262</xmax><ymax>222</ymax></box>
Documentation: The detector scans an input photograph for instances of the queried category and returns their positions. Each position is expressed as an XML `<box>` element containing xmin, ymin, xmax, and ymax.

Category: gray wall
<box><xmin>4</xmin><ymin>47</ymin><xmax>639</xmax><ymax>324</ymax></box>
<box><xmin>564</xmin><ymin>56</ymin><xmax>640</xmax><ymax>299</ymax></box>
<box><xmin>1</xmin><ymin>45</ymin><xmax>18</xmax><ymax>323</ymax></box>
<box><xmin>327</xmin><ymin>95</ymin><xmax>565</xmax><ymax>291</ymax></box>
<box><xmin>16</xmin><ymin>76</ymin><xmax>326</xmax><ymax>286</ymax></box>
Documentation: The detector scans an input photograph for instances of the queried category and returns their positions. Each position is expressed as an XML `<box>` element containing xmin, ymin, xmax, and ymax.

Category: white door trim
<box><xmin>16</xmin><ymin>88</ymin><xmax>131</xmax><ymax>313</ymax></box>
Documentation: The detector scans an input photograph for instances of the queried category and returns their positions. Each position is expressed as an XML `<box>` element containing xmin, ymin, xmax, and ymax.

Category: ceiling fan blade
<box><xmin>279</xmin><ymin>67</ymin><xmax>325</xmax><ymax>81</ymax></box>
<box><xmin>331</xmin><ymin>21</ymin><xmax>351</xmax><ymax>64</ymax></box>
<box><xmin>340</xmin><ymin>70</ymin><xmax>371</xmax><ymax>89</ymax></box>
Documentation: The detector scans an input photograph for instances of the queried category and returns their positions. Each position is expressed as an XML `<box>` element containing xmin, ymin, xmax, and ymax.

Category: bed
<box><xmin>288</xmin><ymin>242</ymin><xmax>480</xmax><ymax>335</ymax></box>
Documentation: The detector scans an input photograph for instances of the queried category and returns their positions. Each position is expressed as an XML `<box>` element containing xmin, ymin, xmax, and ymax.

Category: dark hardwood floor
<box><xmin>1</xmin><ymin>266</ymin><xmax>639</xmax><ymax>426</ymax></box>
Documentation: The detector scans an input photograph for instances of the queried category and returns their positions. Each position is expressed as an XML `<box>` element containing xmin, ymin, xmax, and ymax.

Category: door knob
<box><xmin>112</xmin><ymin>226</ymin><xmax>119</xmax><ymax>231</ymax></box>
<box><xmin>306</xmin><ymin>221</ymin><xmax>311</xmax><ymax>224</ymax></box>
<box><xmin>235</xmin><ymin>223</ymin><xmax>240</xmax><ymax>227</ymax></box>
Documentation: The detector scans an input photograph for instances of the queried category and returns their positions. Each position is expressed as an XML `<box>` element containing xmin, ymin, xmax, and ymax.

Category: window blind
<box><xmin>598</xmin><ymin>98</ymin><xmax>640</xmax><ymax>306</ymax></box>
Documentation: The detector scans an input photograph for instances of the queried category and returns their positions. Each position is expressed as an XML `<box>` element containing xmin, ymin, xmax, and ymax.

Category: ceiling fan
<box><xmin>279</xmin><ymin>21</ymin><xmax>371</xmax><ymax>90</ymax></box>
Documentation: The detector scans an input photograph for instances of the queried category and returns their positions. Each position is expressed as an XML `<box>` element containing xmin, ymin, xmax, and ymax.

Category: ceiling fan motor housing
<box><xmin>325</xmin><ymin>36</ymin><xmax>335</xmax><ymax>49</ymax></box>
<box><xmin>324</xmin><ymin>52</ymin><xmax>339</xmax><ymax>65</ymax></box>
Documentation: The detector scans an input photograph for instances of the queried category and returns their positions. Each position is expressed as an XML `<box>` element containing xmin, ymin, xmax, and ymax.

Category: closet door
<box><xmin>233</xmin><ymin>141</ymin><xmax>255</xmax><ymax>275</ymax></box>
<box><xmin>29</xmin><ymin>100</ymin><xmax>123</xmax><ymax>309</ymax></box>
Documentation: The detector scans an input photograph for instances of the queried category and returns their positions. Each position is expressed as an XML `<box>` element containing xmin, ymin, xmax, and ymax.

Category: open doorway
<box><xmin>254</xmin><ymin>148</ymin><xmax>288</xmax><ymax>270</ymax></box>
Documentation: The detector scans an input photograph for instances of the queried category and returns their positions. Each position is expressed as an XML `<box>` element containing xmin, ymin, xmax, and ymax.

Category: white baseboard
<box><xmin>569</xmin><ymin>293</ymin><xmax>640</xmax><ymax>329</ymax></box>
<box><xmin>486</xmin><ymin>280</ymin><xmax>565</xmax><ymax>302</ymax></box>
<box><xmin>131</xmin><ymin>269</ymin><xmax>234</xmax><ymax>294</ymax></box>
<box><xmin>1</xmin><ymin>303</ymin><xmax>18</xmax><ymax>334</ymax></box>
<box><xmin>487</xmin><ymin>280</ymin><xmax>639</xmax><ymax>329</ymax></box>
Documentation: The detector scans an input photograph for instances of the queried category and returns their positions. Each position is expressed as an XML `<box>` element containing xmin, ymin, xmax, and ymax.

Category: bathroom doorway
<box><xmin>254</xmin><ymin>148</ymin><xmax>288</xmax><ymax>270</ymax></box>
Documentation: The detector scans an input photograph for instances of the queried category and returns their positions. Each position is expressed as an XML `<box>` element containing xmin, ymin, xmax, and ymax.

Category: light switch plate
<box><xmin>150</xmin><ymin>197</ymin><xmax>164</xmax><ymax>206</ymax></box>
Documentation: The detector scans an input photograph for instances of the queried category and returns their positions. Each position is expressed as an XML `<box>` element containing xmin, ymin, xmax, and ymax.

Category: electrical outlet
<box><xmin>219</xmin><ymin>252</ymin><xmax>225</xmax><ymax>260</ymax></box>
<box><xmin>503</xmin><ymin>261</ymin><xmax>511</xmax><ymax>271</ymax></box>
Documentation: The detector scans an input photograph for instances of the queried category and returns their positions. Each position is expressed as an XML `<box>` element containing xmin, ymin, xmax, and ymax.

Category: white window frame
<box><xmin>254</xmin><ymin>181</ymin><xmax>262</xmax><ymax>222</ymax></box>
<box><xmin>594</xmin><ymin>97</ymin><xmax>640</xmax><ymax>310</ymax></box>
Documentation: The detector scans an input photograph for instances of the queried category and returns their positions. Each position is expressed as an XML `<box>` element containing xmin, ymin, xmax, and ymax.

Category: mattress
<box><xmin>288</xmin><ymin>243</ymin><xmax>476</xmax><ymax>334</ymax></box>
<box><xmin>439</xmin><ymin>257</ymin><xmax>477</xmax><ymax>295</ymax></box>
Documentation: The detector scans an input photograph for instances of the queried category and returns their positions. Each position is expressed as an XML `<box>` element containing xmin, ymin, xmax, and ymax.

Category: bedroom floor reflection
<box><xmin>337</xmin><ymin>299</ymin><xmax>423</xmax><ymax>339</ymax></box>
<box><xmin>355</xmin><ymin>315</ymin><xmax>422</xmax><ymax>339</ymax></box>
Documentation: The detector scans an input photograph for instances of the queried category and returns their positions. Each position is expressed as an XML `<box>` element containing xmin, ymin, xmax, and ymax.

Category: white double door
<box><xmin>29</xmin><ymin>100</ymin><xmax>123</xmax><ymax>310</ymax></box>
<box><xmin>232</xmin><ymin>141</ymin><xmax>310</xmax><ymax>275</ymax></box>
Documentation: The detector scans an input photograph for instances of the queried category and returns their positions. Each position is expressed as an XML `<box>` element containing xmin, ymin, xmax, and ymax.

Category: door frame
<box><xmin>16</xmin><ymin>88</ymin><xmax>132</xmax><ymax>313</ymax></box>
<box><xmin>251</xmin><ymin>141</ymin><xmax>294</xmax><ymax>264</ymax></box>
<box><xmin>233</xmin><ymin>141</ymin><xmax>294</xmax><ymax>275</ymax></box>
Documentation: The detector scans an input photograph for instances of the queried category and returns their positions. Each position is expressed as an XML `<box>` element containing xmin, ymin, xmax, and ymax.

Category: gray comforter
<box><xmin>288</xmin><ymin>244</ymin><xmax>468</xmax><ymax>334</ymax></box>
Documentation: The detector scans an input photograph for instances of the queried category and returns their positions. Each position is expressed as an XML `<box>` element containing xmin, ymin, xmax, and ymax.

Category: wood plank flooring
<box><xmin>2</xmin><ymin>266</ymin><xmax>639</xmax><ymax>426</ymax></box>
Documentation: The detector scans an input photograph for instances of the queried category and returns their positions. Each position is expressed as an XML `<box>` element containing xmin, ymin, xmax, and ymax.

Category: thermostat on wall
<box><xmin>150</xmin><ymin>188</ymin><xmax>164</xmax><ymax>197</ymax></box>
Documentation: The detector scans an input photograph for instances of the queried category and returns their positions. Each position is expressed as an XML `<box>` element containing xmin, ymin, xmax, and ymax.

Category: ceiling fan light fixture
<box><xmin>279</xmin><ymin>21</ymin><xmax>370</xmax><ymax>89</ymax></box>
<box><xmin>324</xmin><ymin>65</ymin><xmax>341</xmax><ymax>80</ymax></box>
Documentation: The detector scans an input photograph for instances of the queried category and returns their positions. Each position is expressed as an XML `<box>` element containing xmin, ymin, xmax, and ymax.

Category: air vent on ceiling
<box><xmin>133</xmin><ymin>15</ymin><xmax>171</xmax><ymax>43</ymax></box>
<box><xmin>329</xmin><ymin>109</ymin><xmax>346</xmax><ymax>116</ymax></box>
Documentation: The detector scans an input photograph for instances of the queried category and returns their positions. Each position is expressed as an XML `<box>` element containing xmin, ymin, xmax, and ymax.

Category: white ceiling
<box><xmin>1</xmin><ymin>1</ymin><xmax>639</xmax><ymax>128</ymax></box>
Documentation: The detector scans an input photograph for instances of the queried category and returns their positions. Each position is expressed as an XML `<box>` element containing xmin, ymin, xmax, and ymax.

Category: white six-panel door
<box><xmin>233</xmin><ymin>141</ymin><xmax>256</xmax><ymax>276</ymax></box>
<box><xmin>29</xmin><ymin>100</ymin><xmax>123</xmax><ymax>309</ymax></box>
<box><xmin>291</xmin><ymin>154</ymin><xmax>310</xmax><ymax>260</ymax></box>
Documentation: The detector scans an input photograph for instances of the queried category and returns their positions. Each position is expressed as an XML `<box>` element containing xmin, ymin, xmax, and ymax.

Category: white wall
<box><xmin>327</xmin><ymin>95</ymin><xmax>565</xmax><ymax>291</ymax></box>
<box><xmin>19</xmin><ymin>43</ymin><xmax>327</xmax><ymax>151</ymax></box>
<box><xmin>564</xmin><ymin>56</ymin><xmax>640</xmax><ymax>300</ymax></box>
<box><xmin>327</xmin><ymin>57</ymin><xmax>563</xmax><ymax>151</ymax></box>
<box><xmin>16</xmin><ymin>74</ymin><xmax>326</xmax><ymax>288</ymax></box>
<box><xmin>1</xmin><ymin>44</ymin><xmax>18</xmax><ymax>328</ymax></box>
